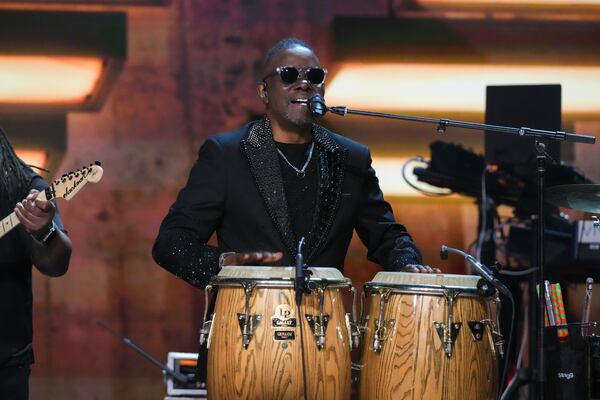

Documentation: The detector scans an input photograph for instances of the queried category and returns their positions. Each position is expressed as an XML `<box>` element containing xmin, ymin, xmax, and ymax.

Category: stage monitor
<box><xmin>484</xmin><ymin>84</ymin><xmax>561</xmax><ymax>173</ymax></box>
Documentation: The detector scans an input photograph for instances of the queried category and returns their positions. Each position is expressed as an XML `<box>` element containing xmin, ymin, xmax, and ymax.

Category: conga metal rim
<box><xmin>210</xmin><ymin>266</ymin><xmax>352</xmax><ymax>288</ymax></box>
<box><xmin>363</xmin><ymin>282</ymin><xmax>483</xmax><ymax>297</ymax></box>
<box><xmin>209</xmin><ymin>276</ymin><xmax>351</xmax><ymax>288</ymax></box>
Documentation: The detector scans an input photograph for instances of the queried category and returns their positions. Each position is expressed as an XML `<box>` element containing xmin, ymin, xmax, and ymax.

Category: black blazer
<box><xmin>153</xmin><ymin>119</ymin><xmax>420</xmax><ymax>287</ymax></box>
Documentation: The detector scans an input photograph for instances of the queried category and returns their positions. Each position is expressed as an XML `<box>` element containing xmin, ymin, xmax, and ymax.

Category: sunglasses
<box><xmin>263</xmin><ymin>66</ymin><xmax>328</xmax><ymax>86</ymax></box>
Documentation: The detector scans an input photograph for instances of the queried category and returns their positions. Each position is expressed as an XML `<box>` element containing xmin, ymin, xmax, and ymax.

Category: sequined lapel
<box><xmin>240</xmin><ymin>119</ymin><xmax>296</xmax><ymax>258</ymax></box>
<box><xmin>306</xmin><ymin>124</ymin><xmax>348</xmax><ymax>263</ymax></box>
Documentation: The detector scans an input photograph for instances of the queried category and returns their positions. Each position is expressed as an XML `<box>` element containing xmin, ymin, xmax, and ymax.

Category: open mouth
<box><xmin>290</xmin><ymin>99</ymin><xmax>308</xmax><ymax>105</ymax></box>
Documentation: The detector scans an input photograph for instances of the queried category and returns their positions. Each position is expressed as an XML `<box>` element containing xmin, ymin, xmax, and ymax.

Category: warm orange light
<box><xmin>326</xmin><ymin>63</ymin><xmax>600</xmax><ymax>113</ymax></box>
<box><xmin>15</xmin><ymin>149</ymin><xmax>48</xmax><ymax>170</ymax></box>
<box><xmin>0</xmin><ymin>56</ymin><xmax>103</xmax><ymax>104</ymax></box>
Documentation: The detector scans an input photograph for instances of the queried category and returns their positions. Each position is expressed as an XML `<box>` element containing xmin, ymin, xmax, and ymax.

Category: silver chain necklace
<box><xmin>276</xmin><ymin>142</ymin><xmax>315</xmax><ymax>179</ymax></box>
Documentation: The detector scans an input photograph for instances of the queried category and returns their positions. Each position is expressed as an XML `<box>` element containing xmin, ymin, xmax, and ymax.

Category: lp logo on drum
<box><xmin>272</xmin><ymin>304</ymin><xmax>297</xmax><ymax>328</ymax></box>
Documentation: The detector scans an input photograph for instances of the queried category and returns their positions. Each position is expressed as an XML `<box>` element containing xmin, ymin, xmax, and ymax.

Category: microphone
<box><xmin>295</xmin><ymin>237</ymin><xmax>306</xmax><ymax>307</ymax></box>
<box><xmin>440</xmin><ymin>245</ymin><xmax>511</xmax><ymax>297</ymax></box>
<box><xmin>308</xmin><ymin>94</ymin><xmax>328</xmax><ymax>118</ymax></box>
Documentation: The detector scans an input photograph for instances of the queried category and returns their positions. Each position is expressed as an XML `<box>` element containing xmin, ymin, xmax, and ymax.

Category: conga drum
<box><xmin>202</xmin><ymin>266</ymin><xmax>356</xmax><ymax>400</ymax></box>
<box><xmin>358</xmin><ymin>272</ymin><xmax>500</xmax><ymax>400</ymax></box>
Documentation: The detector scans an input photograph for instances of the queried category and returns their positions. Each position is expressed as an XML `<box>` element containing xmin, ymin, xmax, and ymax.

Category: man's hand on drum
<box><xmin>402</xmin><ymin>264</ymin><xmax>441</xmax><ymax>274</ymax></box>
<box><xmin>221</xmin><ymin>251</ymin><xmax>283</xmax><ymax>266</ymax></box>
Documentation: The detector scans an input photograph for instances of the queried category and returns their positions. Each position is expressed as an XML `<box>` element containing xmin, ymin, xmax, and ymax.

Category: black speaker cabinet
<box><xmin>485</xmin><ymin>84</ymin><xmax>562</xmax><ymax>175</ymax></box>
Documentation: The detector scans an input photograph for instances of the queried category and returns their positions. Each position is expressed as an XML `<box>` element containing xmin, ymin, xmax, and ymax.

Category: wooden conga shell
<box><xmin>358</xmin><ymin>273</ymin><xmax>499</xmax><ymax>400</ymax></box>
<box><xmin>207</xmin><ymin>267</ymin><xmax>352</xmax><ymax>400</ymax></box>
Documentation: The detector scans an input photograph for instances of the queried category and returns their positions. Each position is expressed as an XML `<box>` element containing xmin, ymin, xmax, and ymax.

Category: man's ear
<box><xmin>257</xmin><ymin>82</ymin><xmax>268</xmax><ymax>104</ymax></box>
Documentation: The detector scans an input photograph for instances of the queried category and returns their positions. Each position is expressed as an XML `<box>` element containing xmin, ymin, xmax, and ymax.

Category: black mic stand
<box><xmin>295</xmin><ymin>237</ymin><xmax>310</xmax><ymax>400</ymax></box>
<box><xmin>535</xmin><ymin>143</ymin><xmax>547</xmax><ymax>399</ymax></box>
<box><xmin>311</xmin><ymin>98</ymin><xmax>596</xmax><ymax>400</ymax></box>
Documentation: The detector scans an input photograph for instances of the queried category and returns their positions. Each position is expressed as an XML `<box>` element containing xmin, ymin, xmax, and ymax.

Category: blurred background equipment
<box><xmin>97</xmin><ymin>321</ymin><xmax>207</xmax><ymax>399</ymax></box>
<box><xmin>165</xmin><ymin>352</ymin><xmax>207</xmax><ymax>400</ymax></box>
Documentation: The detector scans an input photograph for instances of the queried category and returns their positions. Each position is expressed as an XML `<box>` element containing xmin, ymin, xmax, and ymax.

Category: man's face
<box><xmin>260</xmin><ymin>46</ymin><xmax>325</xmax><ymax>130</ymax></box>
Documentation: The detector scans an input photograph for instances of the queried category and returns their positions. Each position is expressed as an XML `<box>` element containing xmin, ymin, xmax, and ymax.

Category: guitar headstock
<box><xmin>85</xmin><ymin>162</ymin><xmax>104</xmax><ymax>183</ymax></box>
<box><xmin>50</xmin><ymin>161</ymin><xmax>104</xmax><ymax>200</ymax></box>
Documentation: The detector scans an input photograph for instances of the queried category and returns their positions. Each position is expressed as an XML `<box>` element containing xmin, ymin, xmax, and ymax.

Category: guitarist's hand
<box><xmin>14</xmin><ymin>189</ymin><xmax>55</xmax><ymax>237</ymax></box>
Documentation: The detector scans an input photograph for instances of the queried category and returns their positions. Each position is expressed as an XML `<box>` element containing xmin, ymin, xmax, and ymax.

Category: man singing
<box><xmin>153</xmin><ymin>37</ymin><xmax>436</xmax><ymax>288</ymax></box>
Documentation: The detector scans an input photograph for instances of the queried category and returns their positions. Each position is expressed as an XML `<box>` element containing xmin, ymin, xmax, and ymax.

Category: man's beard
<box><xmin>283</xmin><ymin>111</ymin><xmax>312</xmax><ymax>131</ymax></box>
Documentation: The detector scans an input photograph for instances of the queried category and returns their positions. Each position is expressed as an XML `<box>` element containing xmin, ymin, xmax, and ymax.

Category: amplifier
<box><xmin>165</xmin><ymin>352</ymin><xmax>207</xmax><ymax>398</ymax></box>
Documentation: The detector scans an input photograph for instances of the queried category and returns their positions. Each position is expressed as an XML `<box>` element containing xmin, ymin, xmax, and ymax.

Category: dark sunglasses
<box><xmin>263</xmin><ymin>66</ymin><xmax>328</xmax><ymax>86</ymax></box>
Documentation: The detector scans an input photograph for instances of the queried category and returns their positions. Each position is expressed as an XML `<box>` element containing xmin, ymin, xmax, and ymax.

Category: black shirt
<box><xmin>274</xmin><ymin>141</ymin><xmax>318</xmax><ymax>248</ymax></box>
<box><xmin>0</xmin><ymin>175</ymin><xmax>65</xmax><ymax>367</ymax></box>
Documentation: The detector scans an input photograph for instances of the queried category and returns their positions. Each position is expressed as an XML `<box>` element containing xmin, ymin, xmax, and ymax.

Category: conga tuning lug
<box><xmin>238</xmin><ymin>313</ymin><xmax>262</xmax><ymax>348</ymax></box>
<box><xmin>305</xmin><ymin>314</ymin><xmax>329</xmax><ymax>349</ymax></box>
<box><xmin>371</xmin><ymin>288</ymin><xmax>394</xmax><ymax>353</ymax></box>
<box><xmin>434</xmin><ymin>322</ymin><xmax>446</xmax><ymax>343</ymax></box>
<box><xmin>351</xmin><ymin>362</ymin><xmax>364</xmax><ymax>371</ymax></box>
<box><xmin>434</xmin><ymin>321</ymin><xmax>461</xmax><ymax>357</ymax></box>
<box><xmin>359</xmin><ymin>315</ymin><xmax>370</xmax><ymax>333</ymax></box>
<box><xmin>199</xmin><ymin>317</ymin><xmax>214</xmax><ymax>348</ymax></box>
<box><xmin>198</xmin><ymin>285</ymin><xmax>213</xmax><ymax>348</ymax></box>
<box><xmin>345</xmin><ymin>313</ymin><xmax>361</xmax><ymax>350</ymax></box>
<box><xmin>373</xmin><ymin>319</ymin><xmax>395</xmax><ymax>352</ymax></box>
<box><xmin>481</xmin><ymin>319</ymin><xmax>505</xmax><ymax>358</ymax></box>
<box><xmin>468</xmin><ymin>320</ymin><xmax>486</xmax><ymax>341</ymax></box>
<box><xmin>433</xmin><ymin>289</ymin><xmax>463</xmax><ymax>357</ymax></box>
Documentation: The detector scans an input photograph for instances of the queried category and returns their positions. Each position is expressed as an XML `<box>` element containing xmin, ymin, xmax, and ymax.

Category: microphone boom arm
<box><xmin>325</xmin><ymin>106</ymin><xmax>595</xmax><ymax>144</ymax></box>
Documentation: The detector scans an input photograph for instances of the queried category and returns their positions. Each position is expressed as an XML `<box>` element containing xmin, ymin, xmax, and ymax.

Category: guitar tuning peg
<box><xmin>94</xmin><ymin>161</ymin><xmax>101</xmax><ymax>166</ymax></box>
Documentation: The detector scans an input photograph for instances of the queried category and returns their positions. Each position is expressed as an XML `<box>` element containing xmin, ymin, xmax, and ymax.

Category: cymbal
<box><xmin>545</xmin><ymin>184</ymin><xmax>600</xmax><ymax>213</ymax></box>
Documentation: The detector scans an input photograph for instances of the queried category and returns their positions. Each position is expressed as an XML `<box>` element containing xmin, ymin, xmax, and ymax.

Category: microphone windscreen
<box><xmin>308</xmin><ymin>94</ymin><xmax>327</xmax><ymax>117</ymax></box>
<box><xmin>439</xmin><ymin>245</ymin><xmax>448</xmax><ymax>260</ymax></box>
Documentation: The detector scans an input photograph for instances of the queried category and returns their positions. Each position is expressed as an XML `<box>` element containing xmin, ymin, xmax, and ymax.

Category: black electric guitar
<box><xmin>0</xmin><ymin>162</ymin><xmax>103</xmax><ymax>238</ymax></box>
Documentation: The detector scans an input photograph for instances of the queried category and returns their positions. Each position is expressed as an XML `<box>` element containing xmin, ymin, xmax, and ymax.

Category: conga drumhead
<box><xmin>359</xmin><ymin>272</ymin><xmax>498</xmax><ymax>400</ymax></box>
<box><xmin>368</xmin><ymin>271</ymin><xmax>482</xmax><ymax>292</ymax></box>
<box><xmin>214</xmin><ymin>265</ymin><xmax>347</xmax><ymax>284</ymax></box>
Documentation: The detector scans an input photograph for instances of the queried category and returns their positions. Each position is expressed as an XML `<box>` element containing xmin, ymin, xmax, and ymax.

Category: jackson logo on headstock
<box><xmin>272</xmin><ymin>304</ymin><xmax>297</xmax><ymax>328</ymax></box>
<box><xmin>63</xmin><ymin>174</ymin><xmax>87</xmax><ymax>198</ymax></box>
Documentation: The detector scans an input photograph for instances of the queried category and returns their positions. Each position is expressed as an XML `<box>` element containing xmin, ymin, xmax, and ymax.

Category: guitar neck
<box><xmin>0</xmin><ymin>212</ymin><xmax>21</xmax><ymax>239</ymax></box>
<box><xmin>0</xmin><ymin>187</ymin><xmax>52</xmax><ymax>239</ymax></box>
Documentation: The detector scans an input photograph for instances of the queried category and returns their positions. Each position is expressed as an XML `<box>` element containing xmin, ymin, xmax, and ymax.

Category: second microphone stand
<box><xmin>295</xmin><ymin>237</ymin><xmax>310</xmax><ymax>400</ymax></box>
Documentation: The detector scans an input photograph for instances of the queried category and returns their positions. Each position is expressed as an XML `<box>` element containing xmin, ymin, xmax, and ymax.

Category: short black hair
<box><xmin>260</xmin><ymin>38</ymin><xmax>315</xmax><ymax>78</ymax></box>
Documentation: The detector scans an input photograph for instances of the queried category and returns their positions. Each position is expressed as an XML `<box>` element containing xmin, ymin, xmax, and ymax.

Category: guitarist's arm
<box><xmin>14</xmin><ymin>189</ymin><xmax>72</xmax><ymax>277</ymax></box>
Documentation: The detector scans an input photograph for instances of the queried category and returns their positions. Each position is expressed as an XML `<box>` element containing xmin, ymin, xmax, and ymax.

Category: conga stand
<box><xmin>311</xmin><ymin>96</ymin><xmax>596</xmax><ymax>400</ymax></box>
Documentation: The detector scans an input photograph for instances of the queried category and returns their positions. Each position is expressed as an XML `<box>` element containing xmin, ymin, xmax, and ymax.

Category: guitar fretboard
<box><xmin>0</xmin><ymin>213</ymin><xmax>20</xmax><ymax>238</ymax></box>
<box><xmin>0</xmin><ymin>186</ymin><xmax>52</xmax><ymax>239</ymax></box>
